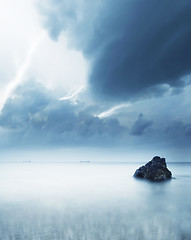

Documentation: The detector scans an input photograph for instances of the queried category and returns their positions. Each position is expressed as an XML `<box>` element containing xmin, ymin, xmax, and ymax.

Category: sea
<box><xmin>0</xmin><ymin>162</ymin><xmax>190</xmax><ymax>240</ymax></box>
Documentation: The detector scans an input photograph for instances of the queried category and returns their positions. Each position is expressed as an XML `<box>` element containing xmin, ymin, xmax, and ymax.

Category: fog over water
<box><xmin>0</xmin><ymin>162</ymin><xmax>191</xmax><ymax>240</ymax></box>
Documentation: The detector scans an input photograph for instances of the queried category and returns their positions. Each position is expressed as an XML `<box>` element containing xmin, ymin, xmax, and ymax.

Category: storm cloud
<box><xmin>130</xmin><ymin>114</ymin><xmax>153</xmax><ymax>136</ymax></box>
<box><xmin>0</xmin><ymin>81</ymin><xmax>128</xmax><ymax>147</ymax></box>
<box><xmin>39</xmin><ymin>0</ymin><xmax>191</xmax><ymax>101</ymax></box>
<box><xmin>0</xmin><ymin>81</ymin><xmax>191</xmax><ymax>150</ymax></box>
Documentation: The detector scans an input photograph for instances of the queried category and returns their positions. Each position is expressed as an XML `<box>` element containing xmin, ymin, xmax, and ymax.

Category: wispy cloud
<box><xmin>96</xmin><ymin>104</ymin><xmax>131</xmax><ymax>119</ymax></box>
<box><xmin>0</xmin><ymin>31</ymin><xmax>46</xmax><ymax>112</ymax></box>
<box><xmin>59</xmin><ymin>85</ymin><xmax>85</xmax><ymax>104</ymax></box>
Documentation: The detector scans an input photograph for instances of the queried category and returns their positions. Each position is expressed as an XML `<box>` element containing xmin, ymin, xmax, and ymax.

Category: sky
<box><xmin>0</xmin><ymin>0</ymin><xmax>191</xmax><ymax>161</ymax></box>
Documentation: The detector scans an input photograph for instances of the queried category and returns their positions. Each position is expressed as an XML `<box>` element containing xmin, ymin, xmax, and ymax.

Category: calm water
<box><xmin>0</xmin><ymin>162</ymin><xmax>191</xmax><ymax>240</ymax></box>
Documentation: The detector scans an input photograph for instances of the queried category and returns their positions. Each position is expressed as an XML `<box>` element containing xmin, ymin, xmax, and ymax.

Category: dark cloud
<box><xmin>130</xmin><ymin>114</ymin><xmax>153</xmax><ymax>136</ymax></box>
<box><xmin>145</xmin><ymin>120</ymin><xmax>191</xmax><ymax>148</ymax></box>
<box><xmin>166</xmin><ymin>121</ymin><xmax>191</xmax><ymax>138</ymax></box>
<box><xmin>39</xmin><ymin>0</ymin><xmax>191</xmax><ymax>101</ymax></box>
<box><xmin>1</xmin><ymin>81</ymin><xmax>191</xmax><ymax>150</ymax></box>
<box><xmin>0</xmin><ymin>81</ymin><xmax>128</xmax><ymax>147</ymax></box>
<box><xmin>38</xmin><ymin>0</ymin><xmax>77</xmax><ymax>40</ymax></box>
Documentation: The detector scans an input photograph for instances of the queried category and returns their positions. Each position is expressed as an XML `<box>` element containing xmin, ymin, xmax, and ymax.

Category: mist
<box><xmin>0</xmin><ymin>162</ymin><xmax>190</xmax><ymax>240</ymax></box>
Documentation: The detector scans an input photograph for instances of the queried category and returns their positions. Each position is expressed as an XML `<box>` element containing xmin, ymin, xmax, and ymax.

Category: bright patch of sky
<box><xmin>0</xmin><ymin>0</ymin><xmax>88</xmax><ymax>110</ymax></box>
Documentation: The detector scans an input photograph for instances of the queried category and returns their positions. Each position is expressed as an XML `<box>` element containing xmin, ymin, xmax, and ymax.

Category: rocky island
<box><xmin>134</xmin><ymin>156</ymin><xmax>172</xmax><ymax>181</ymax></box>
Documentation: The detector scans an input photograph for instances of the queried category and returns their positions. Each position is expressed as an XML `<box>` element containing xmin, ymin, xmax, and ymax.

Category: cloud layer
<box><xmin>0</xmin><ymin>1</ymin><xmax>191</xmax><ymax>153</ymax></box>
<box><xmin>39</xmin><ymin>0</ymin><xmax>191</xmax><ymax>101</ymax></box>
<box><xmin>0</xmin><ymin>81</ymin><xmax>128</xmax><ymax>147</ymax></box>
<box><xmin>0</xmin><ymin>81</ymin><xmax>191</xmax><ymax>150</ymax></box>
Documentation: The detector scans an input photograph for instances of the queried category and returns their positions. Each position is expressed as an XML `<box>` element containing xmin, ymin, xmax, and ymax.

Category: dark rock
<box><xmin>134</xmin><ymin>156</ymin><xmax>172</xmax><ymax>181</ymax></box>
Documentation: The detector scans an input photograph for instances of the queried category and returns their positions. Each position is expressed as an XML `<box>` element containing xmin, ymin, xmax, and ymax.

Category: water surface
<box><xmin>0</xmin><ymin>162</ymin><xmax>190</xmax><ymax>240</ymax></box>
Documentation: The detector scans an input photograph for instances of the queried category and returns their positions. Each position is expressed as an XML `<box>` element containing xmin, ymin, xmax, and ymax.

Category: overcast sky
<box><xmin>0</xmin><ymin>0</ymin><xmax>191</xmax><ymax>160</ymax></box>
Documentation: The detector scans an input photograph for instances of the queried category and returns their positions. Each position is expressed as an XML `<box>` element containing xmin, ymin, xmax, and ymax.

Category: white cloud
<box><xmin>0</xmin><ymin>0</ymin><xmax>89</xmax><ymax>111</ymax></box>
<box><xmin>0</xmin><ymin>0</ymin><xmax>43</xmax><ymax>107</ymax></box>
<box><xmin>96</xmin><ymin>104</ymin><xmax>131</xmax><ymax>119</ymax></box>
<box><xmin>0</xmin><ymin>32</ymin><xmax>46</xmax><ymax>112</ymax></box>
<box><xmin>28</xmin><ymin>33</ymin><xmax>88</xmax><ymax>94</ymax></box>
<box><xmin>59</xmin><ymin>85</ymin><xmax>85</xmax><ymax>104</ymax></box>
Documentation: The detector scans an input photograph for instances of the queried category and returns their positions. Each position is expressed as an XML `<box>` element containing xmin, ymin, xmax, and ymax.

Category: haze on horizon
<box><xmin>0</xmin><ymin>0</ymin><xmax>191</xmax><ymax>162</ymax></box>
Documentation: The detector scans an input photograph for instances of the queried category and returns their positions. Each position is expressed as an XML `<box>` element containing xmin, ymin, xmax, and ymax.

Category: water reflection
<box><xmin>0</xmin><ymin>163</ymin><xmax>190</xmax><ymax>240</ymax></box>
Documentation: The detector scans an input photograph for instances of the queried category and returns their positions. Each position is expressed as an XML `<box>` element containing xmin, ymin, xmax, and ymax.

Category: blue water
<box><xmin>0</xmin><ymin>162</ymin><xmax>190</xmax><ymax>240</ymax></box>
